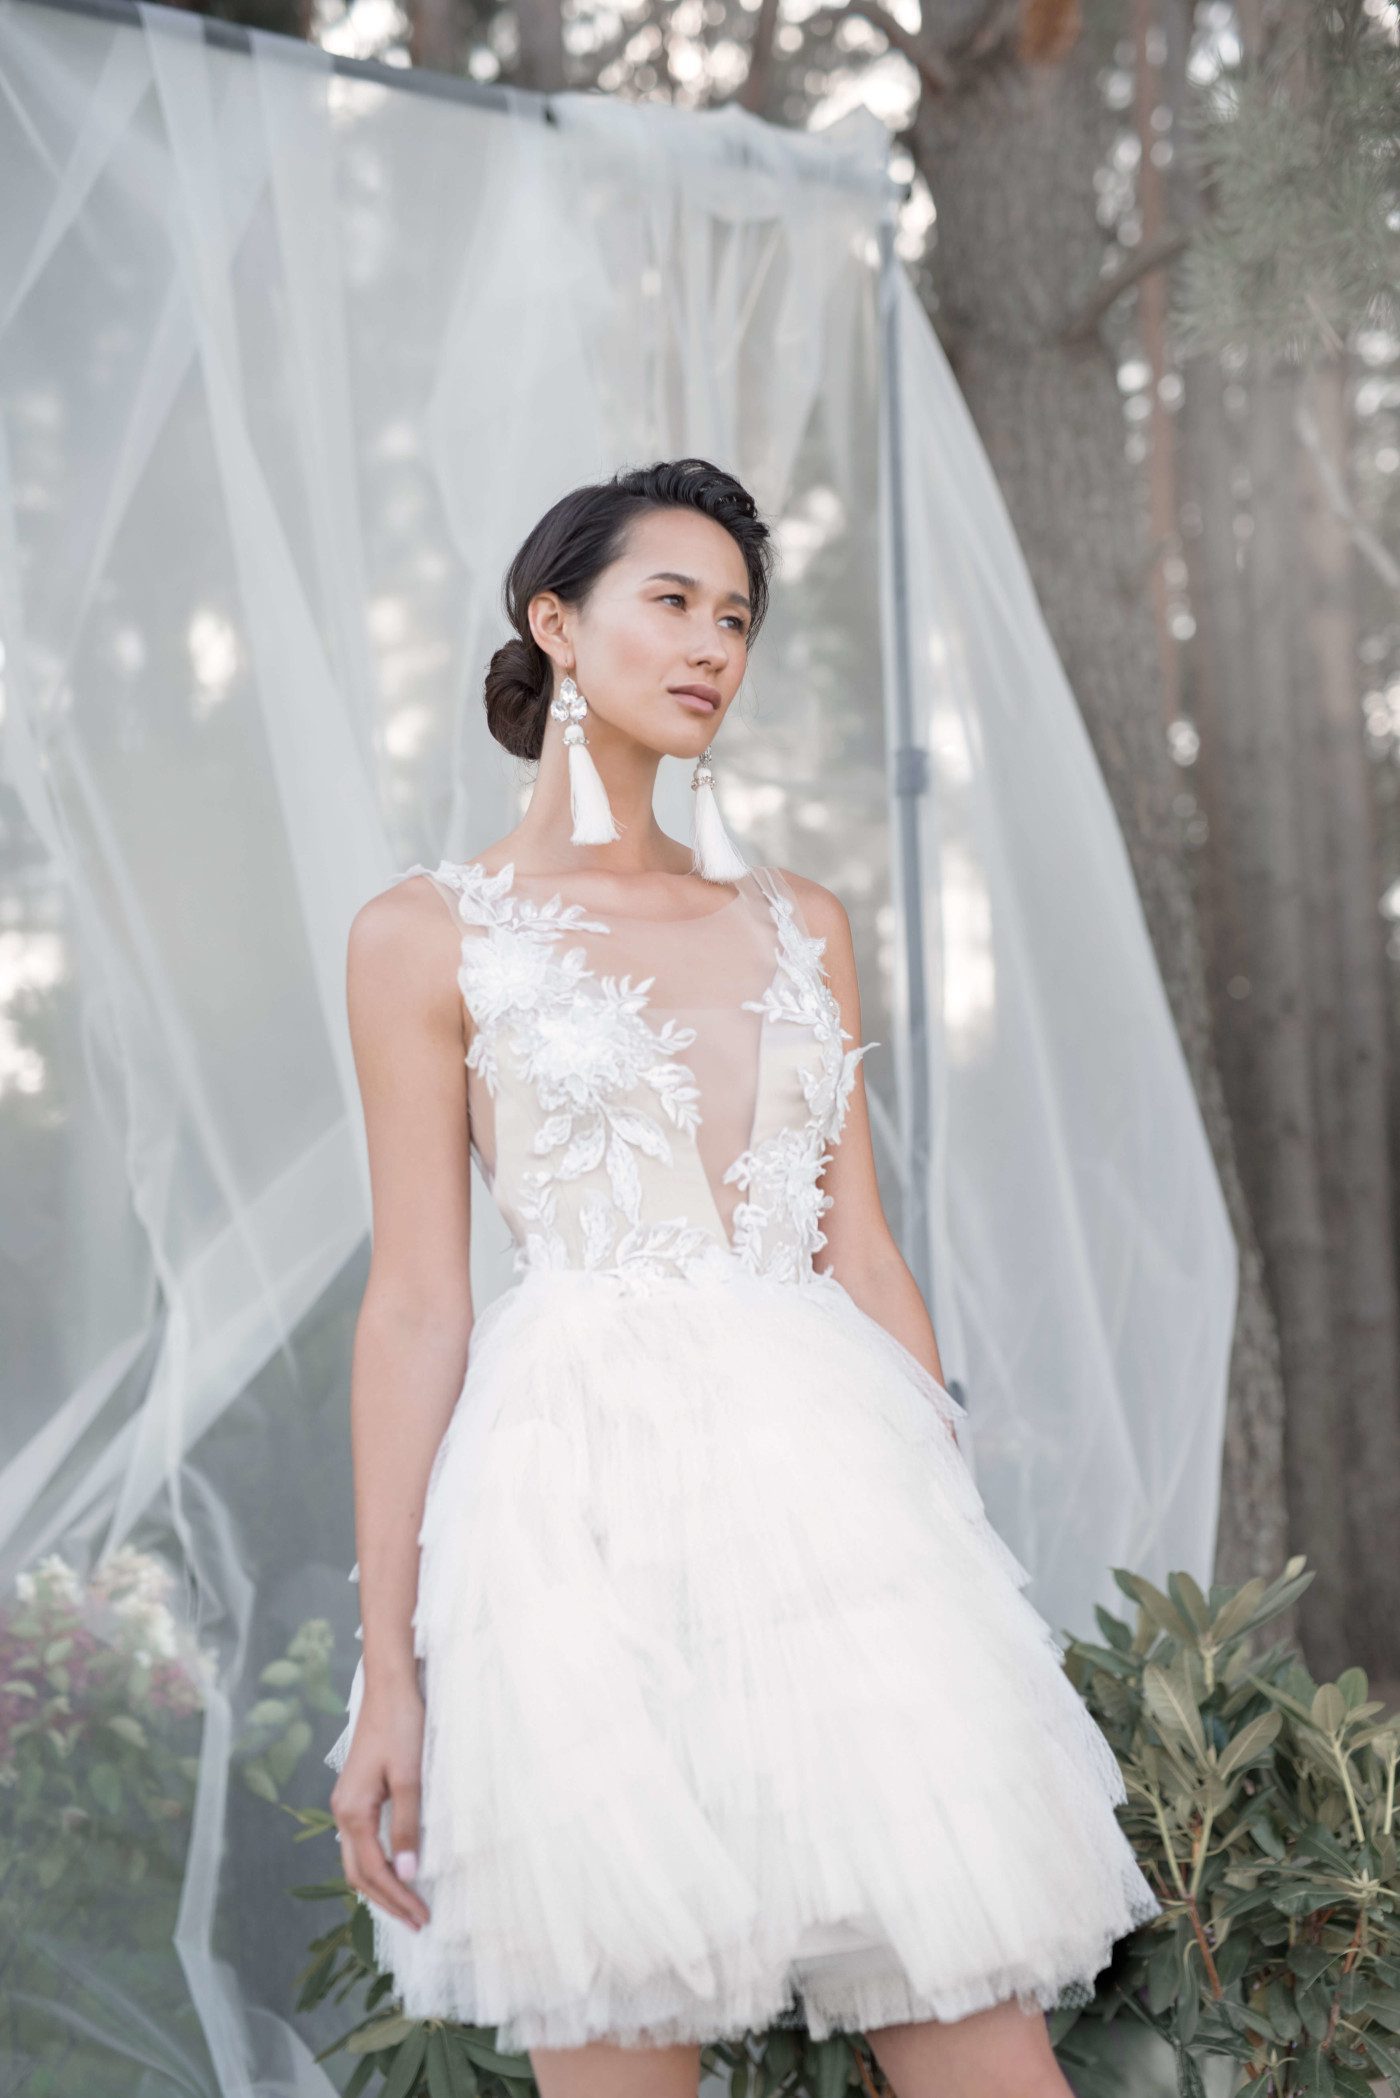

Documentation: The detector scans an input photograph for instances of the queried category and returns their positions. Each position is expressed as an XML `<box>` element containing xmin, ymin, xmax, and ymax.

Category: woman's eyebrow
<box><xmin>643</xmin><ymin>569</ymin><xmax>751</xmax><ymax>613</ymax></box>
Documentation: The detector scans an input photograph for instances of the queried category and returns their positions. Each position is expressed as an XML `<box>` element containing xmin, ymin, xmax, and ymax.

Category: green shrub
<box><xmin>1055</xmin><ymin>1555</ymin><xmax>1400</xmax><ymax>2098</ymax></box>
<box><xmin>0</xmin><ymin>1546</ymin><xmax>216</xmax><ymax>2093</ymax></box>
<box><xmin>281</xmin><ymin>1554</ymin><xmax>1400</xmax><ymax>2098</ymax></box>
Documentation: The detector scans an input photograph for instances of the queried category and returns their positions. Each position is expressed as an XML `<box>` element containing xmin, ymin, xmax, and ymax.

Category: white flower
<box><xmin>460</xmin><ymin>929</ymin><xmax>559</xmax><ymax>1029</ymax></box>
<box><xmin>31</xmin><ymin>1553</ymin><xmax>83</xmax><ymax>1605</ymax></box>
<box><xmin>93</xmin><ymin>1543</ymin><xmax>171</xmax><ymax>1606</ymax></box>
<box><xmin>522</xmin><ymin>988</ymin><xmax>652</xmax><ymax>1110</ymax></box>
<box><xmin>110</xmin><ymin>1589</ymin><xmax>180</xmax><ymax>1658</ymax></box>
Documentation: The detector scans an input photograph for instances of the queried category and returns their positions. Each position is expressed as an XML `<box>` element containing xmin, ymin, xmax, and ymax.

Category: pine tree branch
<box><xmin>797</xmin><ymin>0</ymin><xmax>1069</xmax><ymax>101</ymax></box>
<box><xmin>799</xmin><ymin>4</ymin><xmax>958</xmax><ymax>96</ymax></box>
<box><xmin>1058</xmin><ymin>224</ymin><xmax>1193</xmax><ymax>342</ymax></box>
<box><xmin>1018</xmin><ymin>0</ymin><xmax>1081</xmax><ymax>65</ymax></box>
<box><xmin>1294</xmin><ymin>397</ymin><xmax>1400</xmax><ymax>598</ymax></box>
<box><xmin>952</xmin><ymin>0</ymin><xmax>1024</xmax><ymax>65</ymax></box>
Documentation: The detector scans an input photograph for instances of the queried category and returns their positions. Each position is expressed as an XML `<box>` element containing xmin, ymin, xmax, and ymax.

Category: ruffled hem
<box><xmin>326</xmin><ymin>1265</ymin><xmax>1162</xmax><ymax>2049</ymax></box>
<box><xmin>347</xmin><ymin>1867</ymin><xmax>1163</xmax><ymax>2052</ymax></box>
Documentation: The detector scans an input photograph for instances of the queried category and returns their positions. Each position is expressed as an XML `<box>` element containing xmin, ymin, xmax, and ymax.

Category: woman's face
<box><xmin>533</xmin><ymin>507</ymin><xmax>753</xmax><ymax>756</ymax></box>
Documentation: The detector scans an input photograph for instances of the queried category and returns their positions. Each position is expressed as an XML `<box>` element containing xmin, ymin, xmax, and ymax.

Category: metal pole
<box><xmin>15</xmin><ymin>0</ymin><xmax>896</xmax><ymax>200</ymax></box>
<box><xmin>18</xmin><ymin>0</ymin><xmax>559</xmax><ymax>116</ymax></box>
<box><xmin>876</xmin><ymin>191</ymin><xmax>936</xmax><ymax>1313</ymax></box>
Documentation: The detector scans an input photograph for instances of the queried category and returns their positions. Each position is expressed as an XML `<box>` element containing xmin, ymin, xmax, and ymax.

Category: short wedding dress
<box><xmin>325</xmin><ymin>856</ymin><xmax>1161</xmax><ymax>2054</ymax></box>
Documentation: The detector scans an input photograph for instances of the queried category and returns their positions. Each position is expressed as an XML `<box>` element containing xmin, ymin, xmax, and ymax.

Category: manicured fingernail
<box><xmin>394</xmin><ymin>1850</ymin><xmax>418</xmax><ymax>1881</ymax></box>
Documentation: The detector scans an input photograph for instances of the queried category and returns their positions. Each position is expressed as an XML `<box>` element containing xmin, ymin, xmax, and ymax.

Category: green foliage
<box><xmin>0</xmin><ymin>1547</ymin><xmax>217</xmax><ymax>2093</ymax></box>
<box><xmin>235</xmin><ymin>1614</ymin><xmax>346</xmax><ymax>1803</ymax></box>
<box><xmin>1172</xmin><ymin>5</ymin><xmax>1400</xmax><ymax>367</ymax></box>
<box><xmin>0</xmin><ymin>1550</ymin><xmax>344</xmax><ymax>2093</ymax></box>
<box><xmin>1057</xmin><ymin>1555</ymin><xmax>1400</xmax><ymax>2096</ymax></box>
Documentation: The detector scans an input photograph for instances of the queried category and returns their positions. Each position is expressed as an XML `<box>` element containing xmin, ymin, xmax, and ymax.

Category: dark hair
<box><xmin>483</xmin><ymin>458</ymin><xmax>774</xmax><ymax>761</ymax></box>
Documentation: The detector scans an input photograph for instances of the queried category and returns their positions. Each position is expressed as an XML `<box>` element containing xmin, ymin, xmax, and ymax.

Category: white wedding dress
<box><xmin>325</xmin><ymin>856</ymin><xmax>1161</xmax><ymax>2053</ymax></box>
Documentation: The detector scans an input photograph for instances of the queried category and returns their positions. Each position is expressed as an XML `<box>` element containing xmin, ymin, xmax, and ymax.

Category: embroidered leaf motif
<box><xmin>532</xmin><ymin>1113</ymin><xmax>573</xmax><ymax>1156</ymax></box>
<box><xmin>606</xmin><ymin>1109</ymin><xmax>673</xmax><ymax>1161</ymax></box>
<box><xmin>558</xmin><ymin>1123</ymin><xmax>608</xmax><ymax>1178</ymax></box>
<box><xmin>578</xmin><ymin>1191</ymin><xmax>616</xmax><ymax>1268</ymax></box>
<box><xmin>427</xmin><ymin>859</ymin><xmax>877</xmax><ymax>1286</ymax></box>
<box><xmin>745</xmin><ymin>894</ymin><xmax>879</xmax><ymax>1144</ymax></box>
<box><xmin>605</xmin><ymin>1129</ymin><xmax>642</xmax><ymax>1217</ymax></box>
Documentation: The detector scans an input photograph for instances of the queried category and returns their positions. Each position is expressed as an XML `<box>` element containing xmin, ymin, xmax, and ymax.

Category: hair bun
<box><xmin>484</xmin><ymin>635</ymin><xmax>548</xmax><ymax>761</ymax></box>
<box><xmin>493</xmin><ymin>637</ymin><xmax>533</xmax><ymax>677</ymax></box>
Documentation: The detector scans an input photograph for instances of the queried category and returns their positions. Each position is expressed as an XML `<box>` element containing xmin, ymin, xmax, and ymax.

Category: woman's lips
<box><xmin>670</xmin><ymin>689</ymin><xmax>719</xmax><ymax>714</ymax></box>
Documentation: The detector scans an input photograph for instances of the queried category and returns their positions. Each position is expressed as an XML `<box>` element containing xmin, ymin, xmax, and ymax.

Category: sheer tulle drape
<box><xmin>886</xmin><ymin>281</ymin><xmax>1236</xmax><ymax>1633</ymax></box>
<box><xmin>0</xmin><ymin>0</ymin><xmax>1234</xmax><ymax>2088</ymax></box>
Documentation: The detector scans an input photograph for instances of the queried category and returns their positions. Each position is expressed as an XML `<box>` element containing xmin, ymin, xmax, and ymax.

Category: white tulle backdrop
<box><xmin>0</xmin><ymin>0</ymin><xmax>1236</xmax><ymax>2088</ymax></box>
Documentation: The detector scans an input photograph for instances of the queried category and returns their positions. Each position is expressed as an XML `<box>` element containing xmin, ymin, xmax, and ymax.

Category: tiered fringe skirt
<box><xmin>326</xmin><ymin>1264</ymin><xmax>1161</xmax><ymax>2052</ymax></box>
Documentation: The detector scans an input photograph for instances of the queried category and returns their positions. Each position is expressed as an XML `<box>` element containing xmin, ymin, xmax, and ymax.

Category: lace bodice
<box><xmin>393</xmin><ymin>857</ymin><xmax>877</xmax><ymax>1289</ymax></box>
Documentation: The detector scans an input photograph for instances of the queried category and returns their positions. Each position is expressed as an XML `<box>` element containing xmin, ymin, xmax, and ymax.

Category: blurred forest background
<box><xmin>29</xmin><ymin>0</ymin><xmax>1400</xmax><ymax>1681</ymax></box>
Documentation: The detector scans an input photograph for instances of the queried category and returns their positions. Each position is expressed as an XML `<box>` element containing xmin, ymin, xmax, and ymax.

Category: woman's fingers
<box><xmin>390</xmin><ymin>1767</ymin><xmax>423</xmax><ymax>1896</ymax></box>
<box><xmin>337</xmin><ymin>1794</ymin><xmax>430</xmax><ymax>1929</ymax></box>
<box><xmin>330</xmin><ymin>1700</ymin><xmax>432</xmax><ymax>1929</ymax></box>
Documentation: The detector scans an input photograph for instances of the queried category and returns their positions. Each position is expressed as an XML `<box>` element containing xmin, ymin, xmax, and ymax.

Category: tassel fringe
<box><xmin>690</xmin><ymin>767</ymin><xmax>749</xmax><ymax>882</ymax></box>
<box><xmin>566</xmin><ymin>736</ymin><xmax>622</xmax><ymax>845</ymax></box>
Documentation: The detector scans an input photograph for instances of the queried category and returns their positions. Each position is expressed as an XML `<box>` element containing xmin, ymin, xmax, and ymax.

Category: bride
<box><xmin>327</xmin><ymin>456</ymin><xmax>1161</xmax><ymax>2098</ymax></box>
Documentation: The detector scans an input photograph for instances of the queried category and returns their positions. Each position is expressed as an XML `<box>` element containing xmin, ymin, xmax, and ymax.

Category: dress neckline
<box><xmin>457</xmin><ymin>858</ymin><xmax>748</xmax><ymax>929</ymax></box>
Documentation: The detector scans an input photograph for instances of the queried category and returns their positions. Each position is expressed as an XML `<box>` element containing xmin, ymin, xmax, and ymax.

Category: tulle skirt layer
<box><xmin>326</xmin><ymin>1264</ymin><xmax>1161</xmax><ymax>2052</ymax></box>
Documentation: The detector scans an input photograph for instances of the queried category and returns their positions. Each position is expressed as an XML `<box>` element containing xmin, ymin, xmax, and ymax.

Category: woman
<box><xmin>326</xmin><ymin>458</ymin><xmax>1161</xmax><ymax>2098</ymax></box>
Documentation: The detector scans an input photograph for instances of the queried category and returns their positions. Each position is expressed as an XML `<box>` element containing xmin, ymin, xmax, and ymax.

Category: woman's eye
<box><xmin>658</xmin><ymin>593</ymin><xmax>747</xmax><ymax>636</ymax></box>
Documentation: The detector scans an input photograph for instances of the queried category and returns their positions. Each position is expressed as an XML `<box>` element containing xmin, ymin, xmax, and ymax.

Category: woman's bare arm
<box><xmin>783</xmin><ymin>872</ymin><xmax>956</xmax><ymax>1439</ymax></box>
<box><xmin>331</xmin><ymin>875</ymin><xmax>475</xmax><ymax>1928</ymax></box>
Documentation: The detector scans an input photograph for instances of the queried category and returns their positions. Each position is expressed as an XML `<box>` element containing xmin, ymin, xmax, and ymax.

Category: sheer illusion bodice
<box><xmin>396</xmin><ymin>858</ymin><xmax>878</xmax><ymax>1287</ymax></box>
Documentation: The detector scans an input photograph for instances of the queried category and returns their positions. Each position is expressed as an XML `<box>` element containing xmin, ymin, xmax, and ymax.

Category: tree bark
<box><xmin>1296</xmin><ymin>356</ymin><xmax>1400</xmax><ymax>1670</ymax></box>
<box><xmin>1175</xmin><ymin>349</ymin><xmax>1291</xmax><ymax>1607</ymax></box>
<box><xmin>1132</xmin><ymin>0</ymin><xmax>1181</xmax><ymax>731</ymax></box>
<box><xmin>1161</xmin><ymin>0</ymin><xmax>1293</xmax><ymax>1629</ymax></box>
<box><xmin>408</xmin><ymin>0</ymin><xmax>461</xmax><ymax>73</ymax></box>
<box><xmin>737</xmin><ymin>0</ymin><xmax>781</xmax><ymax>114</ymax></box>
<box><xmin>909</xmin><ymin>27</ymin><xmax>1283</xmax><ymax>1591</ymax></box>
<box><xmin>1239</xmin><ymin>362</ymin><xmax>1351</xmax><ymax>1666</ymax></box>
<box><xmin>513</xmin><ymin>0</ymin><xmax>566</xmax><ymax>91</ymax></box>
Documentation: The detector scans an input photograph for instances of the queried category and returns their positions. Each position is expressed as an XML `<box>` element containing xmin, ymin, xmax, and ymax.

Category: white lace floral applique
<box><xmin>744</xmin><ymin>890</ymin><xmax>876</xmax><ymax>1141</ymax></box>
<box><xmin>437</xmin><ymin>862</ymin><xmax>730</xmax><ymax>1284</ymax></box>
<box><xmin>723</xmin><ymin>887</ymin><xmax>879</xmax><ymax>1280</ymax></box>
<box><xmin>423</xmin><ymin>859</ymin><xmax>876</xmax><ymax>1287</ymax></box>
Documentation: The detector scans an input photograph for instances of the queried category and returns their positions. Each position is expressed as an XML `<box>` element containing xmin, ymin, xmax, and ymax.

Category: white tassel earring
<box><xmin>690</xmin><ymin>744</ymin><xmax>749</xmax><ymax>882</ymax></box>
<box><xmin>551</xmin><ymin>672</ymin><xmax>621</xmax><ymax>845</ymax></box>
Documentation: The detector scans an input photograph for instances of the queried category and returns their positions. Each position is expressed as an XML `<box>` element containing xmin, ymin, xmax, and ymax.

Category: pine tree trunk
<box><xmin>910</xmin><ymin>32</ymin><xmax>1283</xmax><ymax>1590</ymax></box>
<box><xmin>1175</xmin><ymin>350</ymin><xmax>1291</xmax><ymax>1603</ymax></box>
<box><xmin>1169</xmin><ymin>0</ymin><xmax>1400</xmax><ymax>1675</ymax></box>
<box><xmin>408</xmin><ymin>0</ymin><xmax>461</xmax><ymax>73</ymax></box>
<box><xmin>1157</xmin><ymin>0</ymin><xmax>1291</xmax><ymax>1609</ymax></box>
<box><xmin>1239</xmin><ymin>363</ymin><xmax>1352</xmax><ymax>1665</ymax></box>
<box><xmin>1296</xmin><ymin>357</ymin><xmax>1400</xmax><ymax>1669</ymax></box>
<box><xmin>512</xmin><ymin>0</ymin><xmax>566</xmax><ymax>91</ymax></box>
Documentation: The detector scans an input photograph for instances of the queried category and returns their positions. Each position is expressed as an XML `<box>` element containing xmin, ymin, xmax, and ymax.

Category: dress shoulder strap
<box><xmin>385</xmin><ymin>859</ymin><xmax>466</xmax><ymax>929</ymax></box>
<box><xmin>390</xmin><ymin>857</ymin><xmax>525</xmax><ymax>927</ymax></box>
<box><xmin>747</xmin><ymin>862</ymin><xmax>798</xmax><ymax>915</ymax></box>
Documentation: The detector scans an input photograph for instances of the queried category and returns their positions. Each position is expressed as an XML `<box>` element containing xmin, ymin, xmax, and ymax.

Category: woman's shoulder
<box><xmin>765</xmin><ymin>863</ymin><xmax>852</xmax><ymax>944</ymax></box>
<box><xmin>347</xmin><ymin>864</ymin><xmax>462</xmax><ymax>988</ymax></box>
